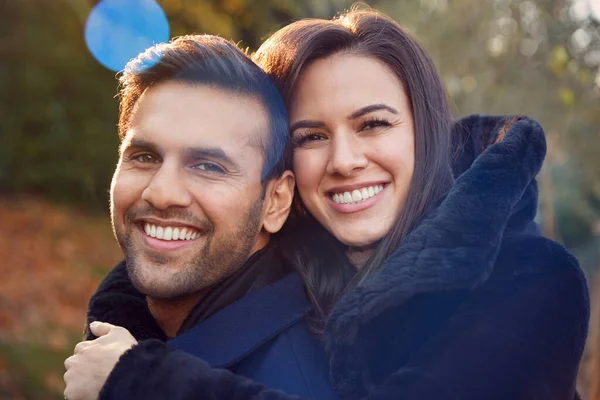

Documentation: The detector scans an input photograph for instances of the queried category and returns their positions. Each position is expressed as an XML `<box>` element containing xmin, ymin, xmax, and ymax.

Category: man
<box><xmin>63</xmin><ymin>35</ymin><xmax>338</xmax><ymax>400</ymax></box>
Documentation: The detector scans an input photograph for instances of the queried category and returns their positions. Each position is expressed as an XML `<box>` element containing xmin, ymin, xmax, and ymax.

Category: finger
<box><xmin>64</xmin><ymin>368</ymin><xmax>73</xmax><ymax>383</ymax></box>
<box><xmin>64</xmin><ymin>383</ymin><xmax>77</xmax><ymax>400</ymax></box>
<box><xmin>89</xmin><ymin>321</ymin><xmax>118</xmax><ymax>337</ymax></box>
<box><xmin>63</xmin><ymin>369</ymin><xmax>78</xmax><ymax>397</ymax></box>
<box><xmin>74</xmin><ymin>340</ymin><xmax>92</xmax><ymax>354</ymax></box>
<box><xmin>64</xmin><ymin>355</ymin><xmax>76</xmax><ymax>370</ymax></box>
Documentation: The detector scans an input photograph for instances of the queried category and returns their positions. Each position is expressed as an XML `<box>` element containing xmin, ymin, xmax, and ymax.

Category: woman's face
<box><xmin>289</xmin><ymin>53</ymin><xmax>415</xmax><ymax>248</ymax></box>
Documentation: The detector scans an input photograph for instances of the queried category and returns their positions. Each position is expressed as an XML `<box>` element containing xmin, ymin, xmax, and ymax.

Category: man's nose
<box><xmin>326</xmin><ymin>133</ymin><xmax>368</xmax><ymax>177</ymax></box>
<box><xmin>141</xmin><ymin>162</ymin><xmax>192</xmax><ymax>210</ymax></box>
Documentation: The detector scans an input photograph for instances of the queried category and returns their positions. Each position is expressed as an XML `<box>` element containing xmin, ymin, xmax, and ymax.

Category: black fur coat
<box><xmin>321</xmin><ymin>115</ymin><xmax>589</xmax><ymax>399</ymax></box>
<box><xmin>93</xmin><ymin>115</ymin><xmax>589</xmax><ymax>400</ymax></box>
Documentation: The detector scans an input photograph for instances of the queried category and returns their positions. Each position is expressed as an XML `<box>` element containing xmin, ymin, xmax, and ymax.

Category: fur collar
<box><xmin>323</xmin><ymin>116</ymin><xmax>549</xmax><ymax>397</ymax></box>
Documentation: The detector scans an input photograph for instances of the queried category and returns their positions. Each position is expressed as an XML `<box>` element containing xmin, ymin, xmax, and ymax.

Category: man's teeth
<box><xmin>144</xmin><ymin>223</ymin><xmax>199</xmax><ymax>241</ymax></box>
<box><xmin>332</xmin><ymin>185</ymin><xmax>385</xmax><ymax>204</ymax></box>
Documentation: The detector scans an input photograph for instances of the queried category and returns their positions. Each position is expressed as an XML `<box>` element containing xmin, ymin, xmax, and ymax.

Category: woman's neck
<box><xmin>345</xmin><ymin>242</ymin><xmax>379</xmax><ymax>269</ymax></box>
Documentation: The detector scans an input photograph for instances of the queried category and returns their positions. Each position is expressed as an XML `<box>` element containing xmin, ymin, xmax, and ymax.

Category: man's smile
<box><xmin>136</xmin><ymin>223</ymin><xmax>201</xmax><ymax>252</ymax></box>
<box><xmin>142</xmin><ymin>222</ymin><xmax>200</xmax><ymax>241</ymax></box>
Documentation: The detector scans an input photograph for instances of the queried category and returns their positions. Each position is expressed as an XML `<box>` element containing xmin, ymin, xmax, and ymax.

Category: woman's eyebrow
<box><xmin>348</xmin><ymin>104</ymin><xmax>399</xmax><ymax>120</ymax></box>
<box><xmin>289</xmin><ymin>104</ymin><xmax>398</xmax><ymax>133</ymax></box>
<box><xmin>289</xmin><ymin>120</ymin><xmax>325</xmax><ymax>133</ymax></box>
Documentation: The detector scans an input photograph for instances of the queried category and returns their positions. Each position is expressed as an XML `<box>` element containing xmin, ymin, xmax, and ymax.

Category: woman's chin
<box><xmin>323</xmin><ymin>213</ymin><xmax>394</xmax><ymax>249</ymax></box>
<box><xmin>334</xmin><ymin>230</ymin><xmax>385</xmax><ymax>249</ymax></box>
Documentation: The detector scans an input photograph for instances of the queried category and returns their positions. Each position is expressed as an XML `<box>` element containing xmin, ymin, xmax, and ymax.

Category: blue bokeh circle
<box><xmin>84</xmin><ymin>0</ymin><xmax>170</xmax><ymax>72</ymax></box>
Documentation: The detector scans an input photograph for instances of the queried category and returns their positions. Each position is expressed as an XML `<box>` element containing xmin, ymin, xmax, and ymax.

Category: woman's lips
<box><xmin>327</xmin><ymin>184</ymin><xmax>388</xmax><ymax>214</ymax></box>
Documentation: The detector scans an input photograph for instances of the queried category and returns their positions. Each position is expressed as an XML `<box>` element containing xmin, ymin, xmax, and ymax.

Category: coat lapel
<box><xmin>169</xmin><ymin>273</ymin><xmax>311</xmax><ymax>368</ymax></box>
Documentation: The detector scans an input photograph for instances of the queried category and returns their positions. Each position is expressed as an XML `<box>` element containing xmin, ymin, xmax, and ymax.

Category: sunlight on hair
<box><xmin>589</xmin><ymin>0</ymin><xmax>600</xmax><ymax>21</ymax></box>
<box><xmin>124</xmin><ymin>43</ymin><xmax>169</xmax><ymax>75</ymax></box>
<box><xmin>84</xmin><ymin>0</ymin><xmax>169</xmax><ymax>72</ymax></box>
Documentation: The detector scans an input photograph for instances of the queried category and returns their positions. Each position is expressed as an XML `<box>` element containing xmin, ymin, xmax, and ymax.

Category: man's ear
<box><xmin>262</xmin><ymin>170</ymin><xmax>295</xmax><ymax>234</ymax></box>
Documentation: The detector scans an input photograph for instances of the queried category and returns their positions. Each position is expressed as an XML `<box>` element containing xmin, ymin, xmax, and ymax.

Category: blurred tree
<box><xmin>1</xmin><ymin>0</ymin><xmax>119</xmax><ymax>209</ymax></box>
<box><xmin>1</xmin><ymin>0</ymin><xmax>599</xmax><ymax>248</ymax></box>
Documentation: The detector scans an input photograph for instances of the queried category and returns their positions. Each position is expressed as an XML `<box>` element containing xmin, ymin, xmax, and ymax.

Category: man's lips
<box><xmin>140</xmin><ymin>220</ymin><xmax>201</xmax><ymax>241</ymax></box>
<box><xmin>135</xmin><ymin>224</ymin><xmax>200</xmax><ymax>252</ymax></box>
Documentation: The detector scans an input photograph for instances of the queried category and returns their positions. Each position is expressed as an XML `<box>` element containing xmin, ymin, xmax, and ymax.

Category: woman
<box><xmin>92</xmin><ymin>8</ymin><xmax>589</xmax><ymax>400</ymax></box>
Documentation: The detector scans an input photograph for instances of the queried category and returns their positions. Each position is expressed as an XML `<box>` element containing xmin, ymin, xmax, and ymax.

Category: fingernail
<box><xmin>90</xmin><ymin>321</ymin><xmax>100</xmax><ymax>328</ymax></box>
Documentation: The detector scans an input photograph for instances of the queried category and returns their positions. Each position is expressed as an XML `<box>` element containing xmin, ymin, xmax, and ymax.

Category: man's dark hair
<box><xmin>118</xmin><ymin>35</ymin><xmax>289</xmax><ymax>181</ymax></box>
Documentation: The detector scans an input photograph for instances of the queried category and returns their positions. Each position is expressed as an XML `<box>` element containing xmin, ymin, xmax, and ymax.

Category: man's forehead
<box><xmin>122</xmin><ymin>126</ymin><xmax>263</xmax><ymax>155</ymax></box>
<box><xmin>134</xmin><ymin>81</ymin><xmax>266</xmax><ymax>118</ymax></box>
<box><xmin>130</xmin><ymin>82</ymin><xmax>269</xmax><ymax>143</ymax></box>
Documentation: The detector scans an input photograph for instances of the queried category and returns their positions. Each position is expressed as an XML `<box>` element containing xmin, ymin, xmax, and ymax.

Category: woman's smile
<box><xmin>326</xmin><ymin>182</ymin><xmax>389</xmax><ymax>214</ymax></box>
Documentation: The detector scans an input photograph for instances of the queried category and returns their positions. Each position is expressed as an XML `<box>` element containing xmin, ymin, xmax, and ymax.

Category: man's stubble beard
<box><xmin>112</xmin><ymin>192</ymin><xmax>266</xmax><ymax>300</ymax></box>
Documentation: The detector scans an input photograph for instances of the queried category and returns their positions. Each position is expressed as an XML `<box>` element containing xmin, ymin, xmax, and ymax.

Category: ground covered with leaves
<box><xmin>0</xmin><ymin>196</ymin><xmax>121</xmax><ymax>399</ymax></box>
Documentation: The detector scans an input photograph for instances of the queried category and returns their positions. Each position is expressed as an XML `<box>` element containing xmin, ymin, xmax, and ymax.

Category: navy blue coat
<box><xmin>92</xmin><ymin>115</ymin><xmax>589</xmax><ymax>400</ymax></box>
<box><xmin>92</xmin><ymin>272</ymin><xmax>339</xmax><ymax>399</ymax></box>
<box><xmin>167</xmin><ymin>273</ymin><xmax>338</xmax><ymax>399</ymax></box>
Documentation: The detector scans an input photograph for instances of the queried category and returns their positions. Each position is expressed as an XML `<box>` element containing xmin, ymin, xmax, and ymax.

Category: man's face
<box><xmin>110</xmin><ymin>81</ymin><xmax>270</xmax><ymax>299</ymax></box>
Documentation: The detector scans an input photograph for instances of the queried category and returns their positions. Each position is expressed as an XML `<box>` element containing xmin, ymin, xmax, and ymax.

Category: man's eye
<box><xmin>193</xmin><ymin>163</ymin><xmax>225</xmax><ymax>173</ymax></box>
<box><xmin>133</xmin><ymin>154</ymin><xmax>160</xmax><ymax>164</ymax></box>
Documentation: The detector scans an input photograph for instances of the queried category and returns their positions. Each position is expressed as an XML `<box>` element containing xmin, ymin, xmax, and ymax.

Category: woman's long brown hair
<box><xmin>254</xmin><ymin>7</ymin><xmax>455</xmax><ymax>332</ymax></box>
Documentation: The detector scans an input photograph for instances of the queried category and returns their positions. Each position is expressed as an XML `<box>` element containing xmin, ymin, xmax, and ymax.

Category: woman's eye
<box><xmin>193</xmin><ymin>163</ymin><xmax>225</xmax><ymax>173</ymax></box>
<box><xmin>361</xmin><ymin>119</ymin><xmax>391</xmax><ymax>131</ymax></box>
<box><xmin>293</xmin><ymin>132</ymin><xmax>327</xmax><ymax>146</ymax></box>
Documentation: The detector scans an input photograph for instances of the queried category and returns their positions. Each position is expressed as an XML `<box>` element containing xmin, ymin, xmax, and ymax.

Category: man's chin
<box><xmin>130</xmin><ymin>275</ymin><xmax>192</xmax><ymax>300</ymax></box>
<box><xmin>126</xmin><ymin>261</ymin><xmax>191</xmax><ymax>299</ymax></box>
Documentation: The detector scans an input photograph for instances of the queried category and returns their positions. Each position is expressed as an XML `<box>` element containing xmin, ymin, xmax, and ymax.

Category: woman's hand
<box><xmin>64</xmin><ymin>322</ymin><xmax>137</xmax><ymax>400</ymax></box>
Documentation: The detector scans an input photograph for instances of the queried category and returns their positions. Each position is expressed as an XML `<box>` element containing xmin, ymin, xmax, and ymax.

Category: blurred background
<box><xmin>1</xmin><ymin>0</ymin><xmax>599</xmax><ymax>398</ymax></box>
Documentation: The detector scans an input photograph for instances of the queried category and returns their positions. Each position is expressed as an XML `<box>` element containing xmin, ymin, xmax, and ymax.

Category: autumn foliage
<box><xmin>0</xmin><ymin>196</ymin><xmax>121</xmax><ymax>399</ymax></box>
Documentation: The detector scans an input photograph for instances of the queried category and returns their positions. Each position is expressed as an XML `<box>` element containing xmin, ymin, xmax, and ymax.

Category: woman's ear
<box><xmin>262</xmin><ymin>170</ymin><xmax>295</xmax><ymax>234</ymax></box>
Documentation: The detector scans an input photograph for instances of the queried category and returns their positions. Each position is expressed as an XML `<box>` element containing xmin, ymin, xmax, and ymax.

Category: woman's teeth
<box><xmin>144</xmin><ymin>223</ymin><xmax>199</xmax><ymax>241</ymax></box>
<box><xmin>331</xmin><ymin>185</ymin><xmax>385</xmax><ymax>204</ymax></box>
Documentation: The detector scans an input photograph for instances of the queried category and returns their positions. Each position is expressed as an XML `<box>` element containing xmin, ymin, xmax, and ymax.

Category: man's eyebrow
<box><xmin>184</xmin><ymin>146</ymin><xmax>240</xmax><ymax>169</ymax></box>
<box><xmin>289</xmin><ymin>120</ymin><xmax>325</xmax><ymax>133</ymax></box>
<box><xmin>348</xmin><ymin>104</ymin><xmax>399</xmax><ymax>120</ymax></box>
<box><xmin>120</xmin><ymin>138</ymin><xmax>159</xmax><ymax>155</ymax></box>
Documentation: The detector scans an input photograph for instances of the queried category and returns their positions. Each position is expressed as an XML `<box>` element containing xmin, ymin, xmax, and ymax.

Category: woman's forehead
<box><xmin>289</xmin><ymin>54</ymin><xmax>408</xmax><ymax>120</ymax></box>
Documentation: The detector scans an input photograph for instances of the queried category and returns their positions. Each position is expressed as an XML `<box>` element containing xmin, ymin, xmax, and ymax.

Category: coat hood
<box><xmin>324</xmin><ymin>115</ymin><xmax>548</xmax><ymax>396</ymax></box>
